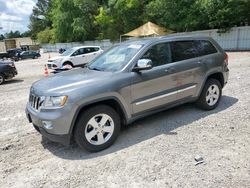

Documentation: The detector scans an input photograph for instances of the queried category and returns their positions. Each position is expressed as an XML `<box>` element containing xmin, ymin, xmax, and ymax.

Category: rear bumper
<box><xmin>4</xmin><ymin>69</ymin><xmax>18</xmax><ymax>79</ymax></box>
<box><xmin>223</xmin><ymin>68</ymin><xmax>229</xmax><ymax>87</ymax></box>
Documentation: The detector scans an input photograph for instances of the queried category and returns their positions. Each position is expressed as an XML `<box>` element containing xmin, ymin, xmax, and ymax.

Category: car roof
<box><xmin>121</xmin><ymin>35</ymin><xmax>213</xmax><ymax>46</ymax></box>
<box><xmin>72</xmin><ymin>46</ymin><xmax>101</xmax><ymax>50</ymax></box>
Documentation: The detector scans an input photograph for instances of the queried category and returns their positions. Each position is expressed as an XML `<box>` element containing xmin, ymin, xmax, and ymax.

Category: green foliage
<box><xmin>29</xmin><ymin>0</ymin><xmax>52</xmax><ymax>40</ymax></box>
<box><xmin>50</xmin><ymin>0</ymin><xmax>98</xmax><ymax>42</ymax></box>
<box><xmin>27</xmin><ymin>0</ymin><xmax>250</xmax><ymax>42</ymax></box>
<box><xmin>37</xmin><ymin>28</ymin><xmax>54</xmax><ymax>43</ymax></box>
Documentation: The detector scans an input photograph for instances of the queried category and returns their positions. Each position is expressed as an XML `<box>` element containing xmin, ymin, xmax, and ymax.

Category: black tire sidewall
<box><xmin>196</xmin><ymin>78</ymin><xmax>222</xmax><ymax>110</ymax></box>
<box><xmin>74</xmin><ymin>105</ymin><xmax>121</xmax><ymax>152</ymax></box>
<box><xmin>0</xmin><ymin>74</ymin><xmax>5</xmax><ymax>85</ymax></box>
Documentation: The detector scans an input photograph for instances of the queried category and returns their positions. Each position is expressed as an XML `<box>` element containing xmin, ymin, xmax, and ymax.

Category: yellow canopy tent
<box><xmin>121</xmin><ymin>22</ymin><xmax>174</xmax><ymax>41</ymax></box>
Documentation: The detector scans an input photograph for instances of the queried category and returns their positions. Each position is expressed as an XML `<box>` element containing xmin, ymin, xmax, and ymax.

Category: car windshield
<box><xmin>88</xmin><ymin>44</ymin><xmax>143</xmax><ymax>72</ymax></box>
<box><xmin>61</xmin><ymin>48</ymin><xmax>75</xmax><ymax>56</ymax></box>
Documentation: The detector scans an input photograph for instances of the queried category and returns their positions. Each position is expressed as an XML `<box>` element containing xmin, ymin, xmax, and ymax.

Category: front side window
<box><xmin>170</xmin><ymin>41</ymin><xmax>197</xmax><ymax>62</ymax></box>
<box><xmin>62</xmin><ymin>48</ymin><xmax>75</xmax><ymax>56</ymax></box>
<box><xmin>88</xmin><ymin>44</ymin><xmax>143</xmax><ymax>72</ymax></box>
<box><xmin>72</xmin><ymin>48</ymin><xmax>85</xmax><ymax>56</ymax></box>
<box><xmin>141</xmin><ymin>43</ymin><xmax>171</xmax><ymax>67</ymax></box>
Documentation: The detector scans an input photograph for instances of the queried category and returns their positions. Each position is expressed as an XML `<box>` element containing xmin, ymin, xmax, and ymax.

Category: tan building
<box><xmin>0</xmin><ymin>37</ymin><xmax>39</xmax><ymax>52</ymax></box>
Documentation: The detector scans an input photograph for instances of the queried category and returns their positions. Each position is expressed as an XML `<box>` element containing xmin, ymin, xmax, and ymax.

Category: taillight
<box><xmin>224</xmin><ymin>53</ymin><xmax>228</xmax><ymax>65</ymax></box>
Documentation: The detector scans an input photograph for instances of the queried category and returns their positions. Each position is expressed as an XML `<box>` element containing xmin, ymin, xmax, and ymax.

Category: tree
<box><xmin>5</xmin><ymin>30</ymin><xmax>21</xmax><ymax>38</ymax></box>
<box><xmin>95</xmin><ymin>0</ymin><xmax>150</xmax><ymax>40</ymax></box>
<box><xmin>37</xmin><ymin>28</ymin><xmax>54</xmax><ymax>43</ymax></box>
<box><xmin>51</xmin><ymin>0</ymin><xmax>99</xmax><ymax>42</ymax></box>
<box><xmin>29</xmin><ymin>0</ymin><xmax>52</xmax><ymax>39</ymax></box>
<box><xmin>0</xmin><ymin>34</ymin><xmax>5</xmax><ymax>41</ymax></box>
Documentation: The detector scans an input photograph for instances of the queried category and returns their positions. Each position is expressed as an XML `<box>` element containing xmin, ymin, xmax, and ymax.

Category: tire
<box><xmin>196</xmin><ymin>78</ymin><xmax>222</xmax><ymax>110</ymax></box>
<box><xmin>0</xmin><ymin>74</ymin><xmax>5</xmax><ymax>85</ymax></box>
<box><xmin>74</xmin><ymin>105</ymin><xmax>121</xmax><ymax>152</ymax></box>
<box><xmin>63</xmin><ymin>62</ymin><xmax>73</xmax><ymax>67</ymax></box>
<box><xmin>34</xmin><ymin>56</ymin><xmax>38</xmax><ymax>59</ymax></box>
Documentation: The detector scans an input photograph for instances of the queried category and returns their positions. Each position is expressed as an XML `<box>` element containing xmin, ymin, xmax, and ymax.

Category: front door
<box><xmin>131</xmin><ymin>42</ymin><xmax>179</xmax><ymax>114</ymax></box>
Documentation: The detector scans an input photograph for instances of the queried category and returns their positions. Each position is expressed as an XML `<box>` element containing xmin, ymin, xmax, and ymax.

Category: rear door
<box><xmin>83</xmin><ymin>47</ymin><xmax>101</xmax><ymax>63</ymax></box>
<box><xmin>169</xmin><ymin>40</ymin><xmax>206</xmax><ymax>100</ymax></box>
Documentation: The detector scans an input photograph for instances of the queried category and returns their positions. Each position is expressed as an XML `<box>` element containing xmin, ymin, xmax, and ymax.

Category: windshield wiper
<box><xmin>88</xmin><ymin>66</ymin><xmax>103</xmax><ymax>71</ymax></box>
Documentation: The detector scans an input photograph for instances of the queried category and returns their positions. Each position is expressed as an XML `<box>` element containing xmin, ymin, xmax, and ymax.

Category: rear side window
<box><xmin>84</xmin><ymin>48</ymin><xmax>95</xmax><ymax>54</ymax></box>
<box><xmin>195</xmin><ymin>40</ymin><xmax>217</xmax><ymax>56</ymax></box>
<box><xmin>170</xmin><ymin>41</ymin><xmax>197</xmax><ymax>62</ymax></box>
<box><xmin>93</xmin><ymin>47</ymin><xmax>100</xmax><ymax>52</ymax></box>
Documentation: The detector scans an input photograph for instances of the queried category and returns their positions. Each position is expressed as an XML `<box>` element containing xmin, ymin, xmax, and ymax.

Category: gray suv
<box><xmin>26</xmin><ymin>36</ymin><xmax>229</xmax><ymax>152</ymax></box>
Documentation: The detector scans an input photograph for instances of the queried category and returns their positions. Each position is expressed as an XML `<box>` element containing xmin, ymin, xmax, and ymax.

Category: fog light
<box><xmin>42</xmin><ymin>121</ymin><xmax>53</xmax><ymax>130</ymax></box>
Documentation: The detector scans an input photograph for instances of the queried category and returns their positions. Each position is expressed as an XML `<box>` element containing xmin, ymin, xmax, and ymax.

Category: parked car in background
<box><xmin>0</xmin><ymin>60</ymin><xmax>18</xmax><ymax>85</ymax></box>
<box><xmin>47</xmin><ymin>46</ymin><xmax>103</xmax><ymax>69</ymax></box>
<box><xmin>59</xmin><ymin>48</ymin><xmax>66</xmax><ymax>54</ymax></box>
<box><xmin>19</xmin><ymin>51</ymin><xmax>41</xmax><ymax>60</ymax></box>
<box><xmin>26</xmin><ymin>36</ymin><xmax>229</xmax><ymax>152</ymax></box>
<box><xmin>0</xmin><ymin>48</ymin><xmax>22</xmax><ymax>60</ymax></box>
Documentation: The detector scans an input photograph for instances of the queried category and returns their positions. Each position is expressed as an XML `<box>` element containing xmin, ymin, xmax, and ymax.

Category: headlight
<box><xmin>43</xmin><ymin>96</ymin><xmax>68</xmax><ymax>108</ymax></box>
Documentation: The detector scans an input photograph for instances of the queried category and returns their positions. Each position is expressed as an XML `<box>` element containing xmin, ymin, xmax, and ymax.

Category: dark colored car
<box><xmin>0</xmin><ymin>48</ymin><xmax>22</xmax><ymax>60</ymax></box>
<box><xmin>0</xmin><ymin>60</ymin><xmax>18</xmax><ymax>85</ymax></box>
<box><xmin>19</xmin><ymin>51</ymin><xmax>41</xmax><ymax>60</ymax></box>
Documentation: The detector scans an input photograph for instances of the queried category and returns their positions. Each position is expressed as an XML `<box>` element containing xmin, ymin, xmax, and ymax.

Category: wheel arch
<box><xmin>63</xmin><ymin>61</ymin><xmax>73</xmax><ymax>67</ymax></box>
<box><xmin>69</xmin><ymin>97</ymin><xmax>129</xmax><ymax>141</ymax></box>
<box><xmin>198</xmin><ymin>71</ymin><xmax>225</xmax><ymax>98</ymax></box>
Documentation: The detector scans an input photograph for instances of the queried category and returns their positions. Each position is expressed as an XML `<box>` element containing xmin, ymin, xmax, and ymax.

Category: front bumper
<box><xmin>25</xmin><ymin>103</ymin><xmax>76</xmax><ymax>146</ymax></box>
<box><xmin>47</xmin><ymin>62</ymin><xmax>59</xmax><ymax>69</ymax></box>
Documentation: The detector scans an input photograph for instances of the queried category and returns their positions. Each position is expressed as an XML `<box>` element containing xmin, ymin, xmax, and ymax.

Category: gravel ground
<box><xmin>0</xmin><ymin>52</ymin><xmax>250</xmax><ymax>188</ymax></box>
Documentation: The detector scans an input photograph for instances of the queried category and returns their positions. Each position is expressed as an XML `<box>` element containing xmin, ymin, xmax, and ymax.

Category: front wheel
<box><xmin>196</xmin><ymin>78</ymin><xmax>222</xmax><ymax>110</ymax></box>
<box><xmin>74</xmin><ymin>105</ymin><xmax>121</xmax><ymax>152</ymax></box>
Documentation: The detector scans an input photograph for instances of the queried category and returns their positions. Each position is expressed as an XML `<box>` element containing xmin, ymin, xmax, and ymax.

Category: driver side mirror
<box><xmin>132</xmin><ymin>59</ymin><xmax>153</xmax><ymax>72</ymax></box>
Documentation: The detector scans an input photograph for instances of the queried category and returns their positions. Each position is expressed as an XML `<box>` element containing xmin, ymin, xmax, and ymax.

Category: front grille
<box><xmin>29</xmin><ymin>94</ymin><xmax>43</xmax><ymax>110</ymax></box>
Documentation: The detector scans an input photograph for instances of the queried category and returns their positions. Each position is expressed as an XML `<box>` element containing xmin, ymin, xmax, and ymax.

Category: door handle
<box><xmin>82</xmin><ymin>55</ymin><xmax>85</xmax><ymax>57</ymax></box>
<box><xmin>165</xmin><ymin>67</ymin><xmax>175</xmax><ymax>73</ymax></box>
<box><xmin>197</xmin><ymin>61</ymin><xmax>204</xmax><ymax>64</ymax></box>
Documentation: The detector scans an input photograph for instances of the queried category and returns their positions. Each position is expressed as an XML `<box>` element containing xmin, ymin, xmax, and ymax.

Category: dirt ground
<box><xmin>0</xmin><ymin>52</ymin><xmax>250</xmax><ymax>188</ymax></box>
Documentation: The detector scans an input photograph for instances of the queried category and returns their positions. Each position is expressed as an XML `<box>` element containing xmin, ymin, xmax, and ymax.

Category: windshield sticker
<box><xmin>106</xmin><ymin>55</ymin><xmax>125</xmax><ymax>63</ymax></box>
<box><xmin>128</xmin><ymin>44</ymin><xmax>142</xmax><ymax>49</ymax></box>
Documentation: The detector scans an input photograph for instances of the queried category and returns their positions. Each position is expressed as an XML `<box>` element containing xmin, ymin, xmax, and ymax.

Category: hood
<box><xmin>32</xmin><ymin>68</ymin><xmax>113</xmax><ymax>94</ymax></box>
<box><xmin>49</xmin><ymin>56</ymin><xmax>63</xmax><ymax>61</ymax></box>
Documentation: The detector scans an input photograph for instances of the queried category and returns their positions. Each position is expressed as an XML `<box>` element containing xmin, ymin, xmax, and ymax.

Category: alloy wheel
<box><xmin>206</xmin><ymin>84</ymin><xmax>220</xmax><ymax>106</ymax></box>
<box><xmin>84</xmin><ymin>114</ymin><xmax>114</xmax><ymax>145</ymax></box>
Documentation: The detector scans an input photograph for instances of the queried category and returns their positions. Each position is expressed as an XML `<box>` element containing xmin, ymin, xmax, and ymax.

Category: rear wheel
<box><xmin>74</xmin><ymin>105</ymin><xmax>121</xmax><ymax>152</ymax></box>
<box><xmin>196</xmin><ymin>78</ymin><xmax>222</xmax><ymax>110</ymax></box>
<box><xmin>0</xmin><ymin>74</ymin><xmax>5</xmax><ymax>85</ymax></box>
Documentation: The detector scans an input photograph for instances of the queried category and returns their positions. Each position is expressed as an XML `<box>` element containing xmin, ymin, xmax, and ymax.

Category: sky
<box><xmin>0</xmin><ymin>0</ymin><xmax>36</xmax><ymax>34</ymax></box>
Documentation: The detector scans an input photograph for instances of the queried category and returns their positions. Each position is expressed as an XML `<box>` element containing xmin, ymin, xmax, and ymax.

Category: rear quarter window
<box><xmin>195</xmin><ymin>40</ymin><xmax>218</xmax><ymax>56</ymax></box>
